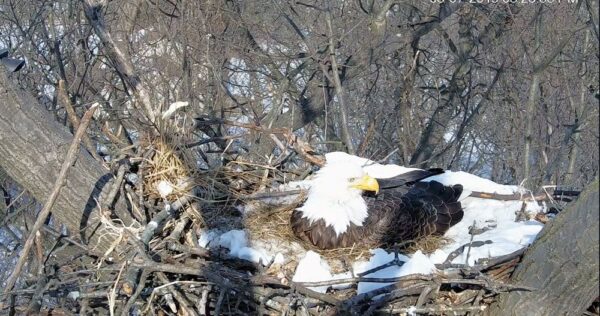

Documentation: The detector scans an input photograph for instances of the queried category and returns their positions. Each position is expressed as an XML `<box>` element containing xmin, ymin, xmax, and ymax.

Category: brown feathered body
<box><xmin>291</xmin><ymin>170</ymin><xmax>464</xmax><ymax>250</ymax></box>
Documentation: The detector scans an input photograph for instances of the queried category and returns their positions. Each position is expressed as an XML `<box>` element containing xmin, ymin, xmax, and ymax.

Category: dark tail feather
<box><xmin>430</xmin><ymin>182</ymin><xmax>463</xmax><ymax>230</ymax></box>
<box><xmin>447</xmin><ymin>184</ymin><xmax>464</xmax><ymax>226</ymax></box>
<box><xmin>431</xmin><ymin>182</ymin><xmax>464</xmax><ymax>227</ymax></box>
<box><xmin>377</xmin><ymin>168</ymin><xmax>445</xmax><ymax>189</ymax></box>
<box><xmin>451</xmin><ymin>184</ymin><xmax>464</xmax><ymax>201</ymax></box>
<box><xmin>410</xmin><ymin>181</ymin><xmax>464</xmax><ymax>233</ymax></box>
<box><xmin>431</xmin><ymin>182</ymin><xmax>463</xmax><ymax>204</ymax></box>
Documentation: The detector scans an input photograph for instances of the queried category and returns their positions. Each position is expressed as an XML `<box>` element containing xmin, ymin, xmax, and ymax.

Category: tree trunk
<box><xmin>565</xmin><ymin>30</ymin><xmax>592</xmax><ymax>185</ymax></box>
<box><xmin>523</xmin><ymin>73</ymin><xmax>540</xmax><ymax>182</ymax></box>
<box><xmin>409</xmin><ymin>10</ymin><xmax>475</xmax><ymax>167</ymax></box>
<box><xmin>325</xmin><ymin>7</ymin><xmax>355</xmax><ymax>155</ymax></box>
<box><xmin>0</xmin><ymin>71</ymin><xmax>125</xmax><ymax>257</ymax></box>
<box><xmin>488</xmin><ymin>179</ymin><xmax>599</xmax><ymax>316</ymax></box>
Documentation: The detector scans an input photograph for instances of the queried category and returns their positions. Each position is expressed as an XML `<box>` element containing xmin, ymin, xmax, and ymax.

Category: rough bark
<box><xmin>0</xmin><ymin>70</ymin><xmax>126</xmax><ymax>257</ymax></box>
<box><xmin>488</xmin><ymin>179</ymin><xmax>599</xmax><ymax>316</ymax></box>
<box><xmin>2</xmin><ymin>104</ymin><xmax>98</xmax><ymax>298</ymax></box>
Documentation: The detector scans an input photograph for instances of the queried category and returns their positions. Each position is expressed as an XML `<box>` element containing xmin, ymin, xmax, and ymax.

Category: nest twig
<box><xmin>0</xmin><ymin>237</ymin><xmax>531</xmax><ymax>316</ymax></box>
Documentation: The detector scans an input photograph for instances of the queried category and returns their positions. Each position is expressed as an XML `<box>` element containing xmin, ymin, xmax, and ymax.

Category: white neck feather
<box><xmin>297</xmin><ymin>163</ymin><xmax>369</xmax><ymax>235</ymax></box>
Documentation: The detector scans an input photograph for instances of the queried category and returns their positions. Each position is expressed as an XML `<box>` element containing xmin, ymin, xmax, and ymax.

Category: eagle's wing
<box><xmin>364</xmin><ymin>181</ymin><xmax>464</xmax><ymax>246</ymax></box>
<box><xmin>376</xmin><ymin>168</ymin><xmax>445</xmax><ymax>189</ymax></box>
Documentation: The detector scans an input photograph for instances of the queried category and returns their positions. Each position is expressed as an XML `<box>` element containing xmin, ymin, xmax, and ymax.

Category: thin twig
<box><xmin>239</xmin><ymin>189</ymin><xmax>304</xmax><ymax>200</ymax></box>
<box><xmin>379</xmin><ymin>305</ymin><xmax>487</xmax><ymax>314</ymax></box>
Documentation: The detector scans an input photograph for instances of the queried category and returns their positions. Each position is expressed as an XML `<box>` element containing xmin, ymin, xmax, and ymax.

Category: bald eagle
<box><xmin>290</xmin><ymin>159</ymin><xmax>464</xmax><ymax>250</ymax></box>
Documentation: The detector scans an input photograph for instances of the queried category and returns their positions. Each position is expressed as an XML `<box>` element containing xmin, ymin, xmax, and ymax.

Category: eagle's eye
<box><xmin>348</xmin><ymin>177</ymin><xmax>357</xmax><ymax>182</ymax></box>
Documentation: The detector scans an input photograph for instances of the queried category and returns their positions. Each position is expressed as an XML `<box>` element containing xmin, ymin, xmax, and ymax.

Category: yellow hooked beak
<box><xmin>350</xmin><ymin>175</ymin><xmax>380</xmax><ymax>194</ymax></box>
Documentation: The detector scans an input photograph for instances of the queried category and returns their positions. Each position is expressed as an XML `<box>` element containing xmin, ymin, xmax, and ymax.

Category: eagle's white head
<box><xmin>296</xmin><ymin>159</ymin><xmax>379</xmax><ymax>235</ymax></box>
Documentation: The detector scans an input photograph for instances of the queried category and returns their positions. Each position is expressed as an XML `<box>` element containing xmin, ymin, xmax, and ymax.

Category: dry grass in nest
<box><xmin>221</xmin><ymin>167</ymin><xmax>267</xmax><ymax>196</ymax></box>
<box><xmin>403</xmin><ymin>235</ymin><xmax>452</xmax><ymax>254</ymax></box>
<box><xmin>243</xmin><ymin>198</ymin><xmax>304</xmax><ymax>243</ymax></box>
<box><xmin>318</xmin><ymin>246</ymin><xmax>374</xmax><ymax>274</ymax></box>
<box><xmin>311</xmin><ymin>235</ymin><xmax>451</xmax><ymax>272</ymax></box>
<box><xmin>320</xmin><ymin>235</ymin><xmax>451</xmax><ymax>273</ymax></box>
<box><xmin>220</xmin><ymin>159</ymin><xmax>297</xmax><ymax>197</ymax></box>
<box><xmin>142</xmin><ymin>138</ymin><xmax>195</xmax><ymax>202</ymax></box>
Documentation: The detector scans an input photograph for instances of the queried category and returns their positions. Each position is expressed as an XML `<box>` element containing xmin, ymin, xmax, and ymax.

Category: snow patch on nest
<box><xmin>355</xmin><ymin>250</ymin><xmax>436</xmax><ymax>294</ymax></box>
<box><xmin>156</xmin><ymin>180</ymin><xmax>175</xmax><ymax>198</ymax></box>
<box><xmin>198</xmin><ymin>229</ymin><xmax>285</xmax><ymax>265</ymax></box>
<box><xmin>292</xmin><ymin>251</ymin><xmax>352</xmax><ymax>293</ymax></box>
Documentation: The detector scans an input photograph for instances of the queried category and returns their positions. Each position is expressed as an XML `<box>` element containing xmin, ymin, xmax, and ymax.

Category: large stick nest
<box><xmin>1</xmin><ymin>135</ymin><xmax>557</xmax><ymax>316</ymax></box>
